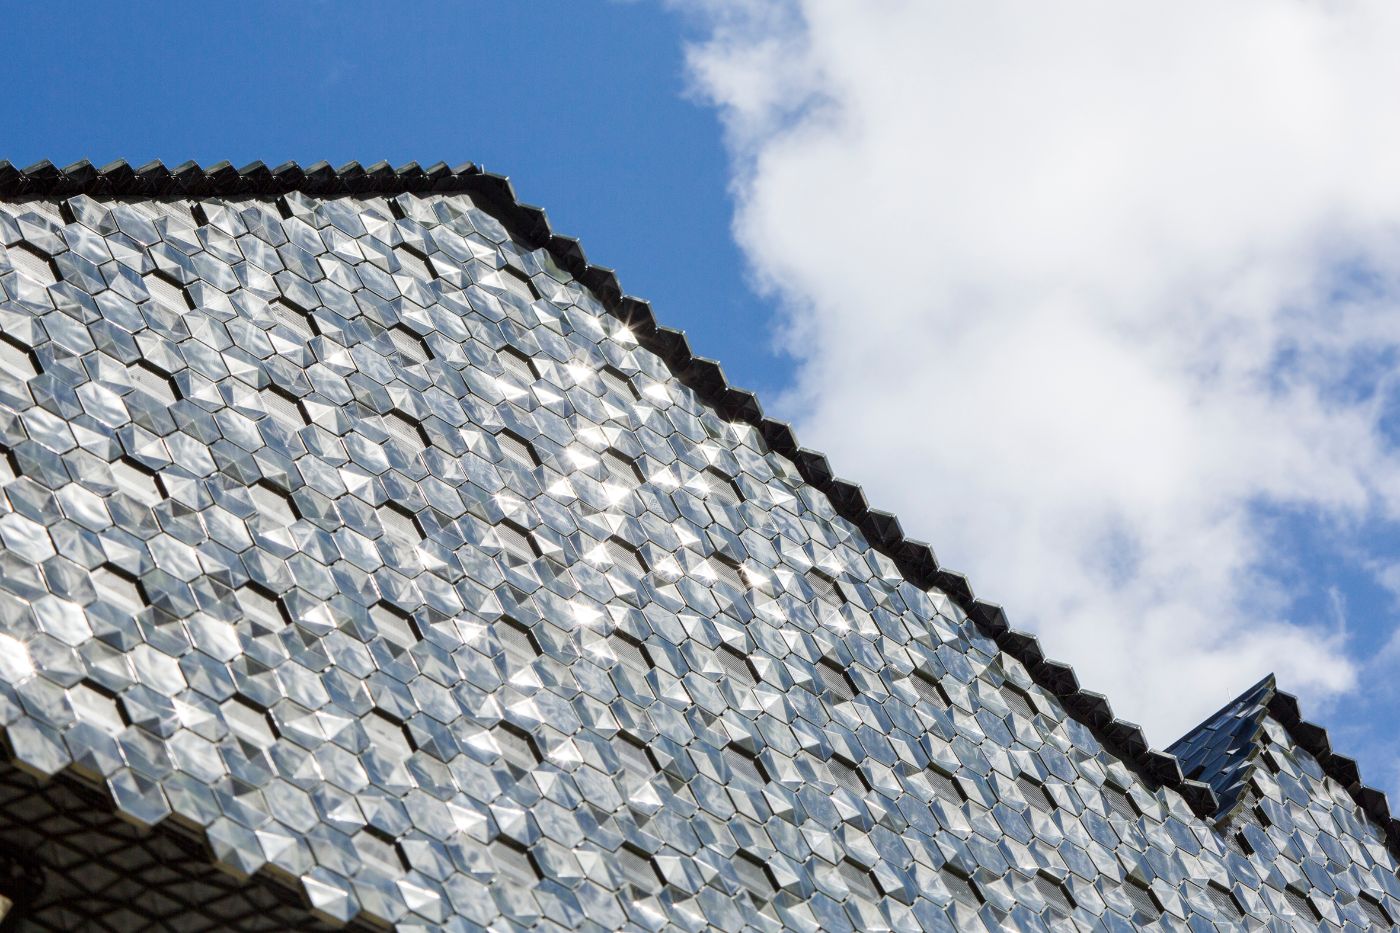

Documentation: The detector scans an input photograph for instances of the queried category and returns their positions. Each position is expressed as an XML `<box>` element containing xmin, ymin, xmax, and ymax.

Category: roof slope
<box><xmin>0</xmin><ymin>160</ymin><xmax>1394</xmax><ymax>929</ymax></box>
<box><xmin>0</xmin><ymin>158</ymin><xmax>1217</xmax><ymax>799</ymax></box>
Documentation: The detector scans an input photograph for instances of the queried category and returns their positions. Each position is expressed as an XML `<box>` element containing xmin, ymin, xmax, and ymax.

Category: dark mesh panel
<box><xmin>0</xmin><ymin>761</ymin><xmax>359</xmax><ymax>931</ymax></box>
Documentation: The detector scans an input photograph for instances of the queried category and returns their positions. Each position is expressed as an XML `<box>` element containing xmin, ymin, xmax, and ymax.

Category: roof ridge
<box><xmin>0</xmin><ymin>159</ymin><xmax>482</xmax><ymax>198</ymax></box>
<box><xmin>6</xmin><ymin>159</ymin><xmax>1391</xmax><ymax>851</ymax></box>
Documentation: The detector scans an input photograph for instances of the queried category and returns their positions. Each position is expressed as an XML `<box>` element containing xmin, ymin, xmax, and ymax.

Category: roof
<box><xmin>1</xmin><ymin>158</ymin><xmax>1393</xmax><ymax>850</ymax></box>
<box><xmin>0</xmin><ymin>159</ymin><xmax>1395</xmax><ymax>928</ymax></box>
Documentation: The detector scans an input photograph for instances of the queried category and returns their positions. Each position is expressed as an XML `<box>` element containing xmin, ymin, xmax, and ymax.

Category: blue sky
<box><xmin>0</xmin><ymin>1</ymin><xmax>789</xmax><ymax>398</ymax></box>
<box><xmin>5</xmin><ymin>1</ymin><xmax>1400</xmax><ymax>799</ymax></box>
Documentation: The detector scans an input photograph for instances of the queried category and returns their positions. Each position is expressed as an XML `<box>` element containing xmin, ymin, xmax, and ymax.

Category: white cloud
<box><xmin>675</xmin><ymin>0</ymin><xmax>1400</xmax><ymax>744</ymax></box>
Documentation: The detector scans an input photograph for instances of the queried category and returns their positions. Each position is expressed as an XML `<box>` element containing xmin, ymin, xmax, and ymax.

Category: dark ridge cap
<box><xmin>1265</xmin><ymin>686</ymin><xmax>1400</xmax><ymax>849</ymax></box>
<box><xmin>8</xmin><ymin>157</ymin><xmax>1376</xmax><ymax>838</ymax></box>
<box><xmin>0</xmin><ymin>158</ymin><xmax>481</xmax><ymax>199</ymax></box>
